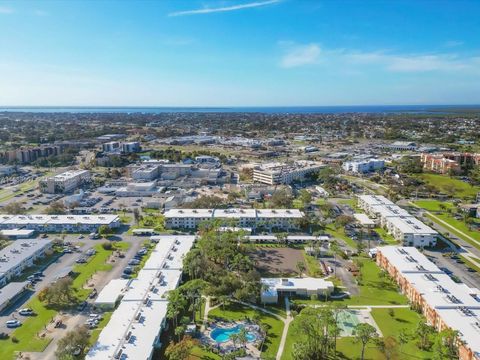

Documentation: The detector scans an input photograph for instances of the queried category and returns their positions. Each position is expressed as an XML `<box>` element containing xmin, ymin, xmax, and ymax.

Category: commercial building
<box><xmin>358</xmin><ymin>195</ymin><xmax>437</xmax><ymax>247</ymax></box>
<box><xmin>164</xmin><ymin>208</ymin><xmax>304</xmax><ymax>230</ymax></box>
<box><xmin>253</xmin><ymin>161</ymin><xmax>324</xmax><ymax>185</ymax></box>
<box><xmin>40</xmin><ymin>169</ymin><xmax>91</xmax><ymax>194</ymax></box>
<box><xmin>381</xmin><ymin>141</ymin><xmax>417</xmax><ymax>151</ymax></box>
<box><xmin>0</xmin><ymin>239</ymin><xmax>53</xmax><ymax>287</ymax></box>
<box><xmin>342</xmin><ymin>159</ymin><xmax>385</xmax><ymax>174</ymax></box>
<box><xmin>377</xmin><ymin>246</ymin><xmax>480</xmax><ymax>360</ymax></box>
<box><xmin>87</xmin><ymin>235</ymin><xmax>195</xmax><ymax>360</ymax></box>
<box><xmin>0</xmin><ymin>214</ymin><xmax>120</xmax><ymax>233</ymax></box>
<box><xmin>115</xmin><ymin>182</ymin><xmax>163</xmax><ymax>197</ymax></box>
<box><xmin>260</xmin><ymin>277</ymin><xmax>334</xmax><ymax>304</ymax></box>
<box><xmin>102</xmin><ymin>141</ymin><xmax>141</xmax><ymax>154</ymax></box>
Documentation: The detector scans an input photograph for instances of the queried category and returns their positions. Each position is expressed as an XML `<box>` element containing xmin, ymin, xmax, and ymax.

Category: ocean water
<box><xmin>0</xmin><ymin>105</ymin><xmax>479</xmax><ymax>114</ymax></box>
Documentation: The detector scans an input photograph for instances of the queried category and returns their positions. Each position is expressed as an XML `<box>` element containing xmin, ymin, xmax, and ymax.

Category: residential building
<box><xmin>377</xmin><ymin>246</ymin><xmax>480</xmax><ymax>360</ymax></box>
<box><xmin>1</xmin><ymin>144</ymin><xmax>65</xmax><ymax>164</ymax></box>
<box><xmin>260</xmin><ymin>277</ymin><xmax>334</xmax><ymax>304</ymax></box>
<box><xmin>0</xmin><ymin>214</ymin><xmax>120</xmax><ymax>233</ymax></box>
<box><xmin>358</xmin><ymin>195</ymin><xmax>437</xmax><ymax>247</ymax></box>
<box><xmin>0</xmin><ymin>165</ymin><xmax>16</xmax><ymax>177</ymax></box>
<box><xmin>0</xmin><ymin>239</ymin><xmax>53</xmax><ymax>287</ymax></box>
<box><xmin>253</xmin><ymin>161</ymin><xmax>324</xmax><ymax>185</ymax></box>
<box><xmin>164</xmin><ymin>208</ymin><xmax>304</xmax><ymax>230</ymax></box>
<box><xmin>102</xmin><ymin>141</ymin><xmax>120</xmax><ymax>153</ymax></box>
<box><xmin>87</xmin><ymin>235</ymin><xmax>195</xmax><ymax>360</ymax></box>
<box><xmin>122</xmin><ymin>141</ymin><xmax>141</xmax><ymax>153</ymax></box>
<box><xmin>342</xmin><ymin>159</ymin><xmax>385</xmax><ymax>174</ymax></box>
<box><xmin>40</xmin><ymin>169</ymin><xmax>91</xmax><ymax>194</ymax></box>
<box><xmin>0</xmin><ymin>281</ymin><xmax>29</xmax><ymax>311</ymax></box>
<box><xmin>421</xmin><ymin>152</ymin><xmax>480</xmax><ymax>174</ymax></box>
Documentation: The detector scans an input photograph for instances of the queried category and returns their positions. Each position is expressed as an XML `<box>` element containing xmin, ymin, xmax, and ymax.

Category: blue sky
<box><xmin>0</xmin><ymin>0</ymin><xmax>479</xmax><ymax>106</ymax></box>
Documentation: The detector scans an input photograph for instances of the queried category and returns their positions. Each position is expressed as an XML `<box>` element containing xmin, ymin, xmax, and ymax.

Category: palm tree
<box><xmin>238</xmin><ymin>327</ymin><xmax>248</xmax><ymax>348</ymax></box>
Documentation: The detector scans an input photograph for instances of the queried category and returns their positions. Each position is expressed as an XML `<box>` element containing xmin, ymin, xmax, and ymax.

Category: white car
<box><xmin>19</xmin><ymin>308</ymin><xmax>34</xmax><ymax>316</ymax></box>
<box><xmin>89</xmin><ymin>313</ymin><xmax>103</xmax><ymax>320</ymax></box>
<box><xmin>6</xmin><ymin>320</ymin><xmax>21</xmax><ymax>328</ymax></box>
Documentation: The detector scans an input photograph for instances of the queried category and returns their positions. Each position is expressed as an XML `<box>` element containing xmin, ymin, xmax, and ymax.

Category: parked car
<box><xmin>77</xmin><ymin>301</ymin><xmax>87</xmax><ymax>311</ymax></box>
<box><xmin>76</xmin><ymin>257</ymin><xmax>87</xmax><ymax>264</ymax></box>
<box><xmin>6</xmin><ymin>320</ymin><xmax>21</xmax><ymax>328</ymax></box>
<box><xmin>123</xmin><ymin>267</ymin><xmax>133</xmax><ymax>275</ymax></box>
<box><xmin>19</xmin><ymin>308</ymin><xmax>34</xmax><ymax>316</ymax></box>
<box><xmin>128</xmin><ymin>259</ymin><xmax>140</xmax><ymax>266</ymax></box>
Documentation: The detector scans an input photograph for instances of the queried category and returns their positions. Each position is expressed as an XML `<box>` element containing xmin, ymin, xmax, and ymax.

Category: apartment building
<box><xmin>87</xmin><ymin>235</ymin><xmax>195</xmax><ymax>360</ymax></box>
<box><xmin>40</xmin><ymin>169</ymin><xmax>91</xmax><ymax>194</ymax></box>
<box><xmin>1</xmin><ymin>145</ymin><xmax>65</xmax><ymax>164</ymax></box>
<box><xmin>253</xmin><ymin>161</ymin><xmax>324</xmax><ymax>185</ymax></box>
<box><xmin>164</xmin><ymin>208</ymin><xmax>304</xmax><ymax>230</ymax></box>
<box><xmin>342</xmin><ymin>159</ymin><xmax>385</xmax><ymax>174</ymax></box>
<box><xmin>377</xmin><ymin>246</ymin><xmax>480</xmax><ymax>360</ymax></box>
<box><xmin>358</xmin><ymin>195</ymin><xmax>438</xmax><ymax>247</ymax></box>
<box><xmin>421</xmin><ymin>152</ymin><xmax>480</xmax><ymax>174</ymax></box>
<box><xmin>0</xmin><ymin>239</ymin><xmax>53</xmax><ymax>287</ymax></box>
<box><xmin>0</xmin><ymin>214</ymin><xmax>120</xmax><ymax>233</ymax></box>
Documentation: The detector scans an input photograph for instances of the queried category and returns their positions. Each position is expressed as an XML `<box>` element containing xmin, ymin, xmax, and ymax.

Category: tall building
<box><xmin>40</xmin><ymin>170</ymin><xmax>91</xmax><ymax>194</ymax></box>
<box><xmin>253</xmin><ymin>161</ymin><xmax>324</xmax><ymax>185</ymax></box>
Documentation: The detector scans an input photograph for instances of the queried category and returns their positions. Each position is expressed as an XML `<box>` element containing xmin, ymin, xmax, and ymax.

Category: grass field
<box><xmin>374</xmin><ymin>227</ymin><xmax>398</xmax><ymax>245</ymax></box>
<box><xmin>208</xmin><ymin>303</ymin><xmax>284</xmax><ymax>359</ymax></box>
<box><xmin>282</xmin><ymin>307</ymin><xmax>432</xmax><ymax>360</ymax></box>
<box><xmin>416</xmin><ymin>173</ymin><xmax>479</xmax><ymax>199</ymax></box>
<box><xmin>413</xmin><ymin>199</ymin><xmax>454</xmax><ymax>212</ymax></box>
<box><xmin>459</xmin><ymin>255</ymin><xmax>480</xmax><ymax>273</ymax></box>
<box><xmin>325</xmin><ymin>225</ymin><xmax>357</xmax><ymax>249</ymax></box>
<box><xmin>293</xmin><ymin>258</ymin><xmax>408</xmax><ymax>306</ymax></box>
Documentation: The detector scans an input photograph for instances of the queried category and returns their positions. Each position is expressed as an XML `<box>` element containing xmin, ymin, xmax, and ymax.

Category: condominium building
<box><xmin>0</xmin><ymin>144</ymin><xmax>65</xmax><ymax>164</ymax></box>
<box><xmin>358</xmin><ymin>195</ymin><xmax>438</xmax><ymax>247</ymax></box>
<box><xmin>0</xmin><ymin>239</ymin><xmax>53</xmax><ymax>287</ymax></box>
<box><xmin>342</xmin><ymin>159</ymin><xmax>385</xmax><ymax>174</ymax></box>
<box><xmin>253</xmin><ymin>161</ymin><xmax>324</xmax><ymax>185</ymax></box>
<box><xmin>164</xmin><ymin>208</ymin><xmax>304</xmax><ymax>230</ymax></box>
<box><xmin>377</xmin><ymin>246</ymin><xmax>480</xmax><ymax>360</ymax></box>
<box><xmin>87</xmin><ymin>235</ymin><xmax>195</xmax><ymax>360</ymax></box>
<box><xmin>261</xmin><ymin>277</ymin><xmax>334</xmax><ymax>304</ymax></box>
<box><xmin>0</xmin><ymin>214</ymin><xmax>120</xmax><ymax>233</ymax></box>
<box><xmin>421</xmin><ymin>152</ymin><xmax>480</xmax><ymax>174</ymax></box>
<box><xmin>40</xmin><ymin>170</ymin><xmax>91</xmax><ymax>194</ymax></box>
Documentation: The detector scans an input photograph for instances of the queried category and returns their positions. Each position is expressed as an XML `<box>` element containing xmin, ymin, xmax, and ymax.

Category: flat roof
<box><xmin>122</xmin><ymin>269</ymin><xmax>181</xmax><ymax>302</ymax></box>
<box><xmin>164</xmin><ymin>208</ymin><xmax>304</xmax><ymax>219</ymax></box>
<box><xmin>370</xmin><ymin>204</ymin><xmax>412</xmax><ymax>218</ymax></box>
<box><xmin>0</xmin><ymin>229</ymin><xmax>35</xmax><ymax>236</ymax></box>
<box><xmin>387</xmin><ymin>216</ymin><xmax>437</xmax><ymax>235</ymax></box>
<box><xmin>358</xmin><ymin>195</ymin><xmax>394</xmax><ymax>206</ymax></box>
<box><xmin>94</xmin><ymin>279</ymin><xmax>129</xmax><ymax>306</ymax></box>
<box><xmin>354</xmin><ymin>213</ymin><xmax>375</xmax><ymax>226</ymax></box>
<box><xmin>378</xmin><ymin>246</ymin><xmax>442</xmax><ymax>274</ymax></box>
<box><xmin>0</xmin><ymin>281</ymin><xmax>28</xmax><ymax>308</ymax></box>
<box><xmin>0</xmin><ymin>214</ymin><xmax>119</xmax><ymax>226</ymax></box>
<box><xmin>261</xmin><ymin>277</ymin><xmax>334</xmax><ymax>292</ymax></box>
<box><xmin>0</xmin><ymin>239</ymin><xmax>52</xmax><ymax>275</ymax></box>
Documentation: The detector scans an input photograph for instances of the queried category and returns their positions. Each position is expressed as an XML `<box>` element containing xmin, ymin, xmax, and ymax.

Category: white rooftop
<box><xmin>94</xmin><ymin>279</ymin><xmax>129</xmax><ymax>306</ymax></box>
<box><xmin>378</xmin><ymin>246</ymin><xmax>442</xmax><ymax>274</ymax></box>
<box><xmin>354</xmin><ymin>213</ymin><xmax>375</xmax><ymax>226</ymax></box>
<box><xmin>261</xmin><ymin>277</ymin><xmax>334</xmax><ymax>293</ymax></box>
<box><xmin>387</xmin><ymin>216</ymin><xmax>437</xmax><ymax>235</ymax></box>
<box><xmin>0</xmin><ymin>239</ymin><xmax>52</xmax><ymax>275</ymax></box>
<box><xmin>358</xmin><ymin>195</ymin><xmax>394</xmax><ymax>206</ymax></box>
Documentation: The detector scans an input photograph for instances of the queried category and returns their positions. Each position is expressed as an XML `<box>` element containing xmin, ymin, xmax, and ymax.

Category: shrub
<box><xmin>11</xmin><ymin>336</ymin><xmax>19</xmax><ymax>343</ymax></box>
<box><xmin>102</xmin><ymin>242</ymin><xmax>113</xmax><ymax>250</ymax></box>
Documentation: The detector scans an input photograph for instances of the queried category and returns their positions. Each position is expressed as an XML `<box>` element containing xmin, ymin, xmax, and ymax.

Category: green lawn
<box><xmin>208</xmin><ymin>303</ymin><xmax>285</xmax><ymax>359</ymax></box>
<box><xmin>189</xmin><ymin>346</ymin><xmax>222</xmax><ymax>360</ymax></box>
<box><xmin>293</xmin><ymin>258</ymin><xmax>408</xmax><ymax>306</ymax></box>
<box><xmin>459</xmin><ymin>255</ymin><xmax>480</xmax><ymax>273</ymax></box>
<box><xmin>0</xmin><ymin>242</ymin><xmax>128</xmax><ymax>359</ymax></box>
<box><xmin>416</xmin><ymin>173</ymin><xmax>480</xmax><ymax>199</ymax></box>
<box><xmin>374</xmin><ymin>227</ymin><xmax>398</xmax><ymax>245</ymax></box>
<box><xmin>128</xmin><ymin>214</ymin><xmax>167</xmax><ymax>234</ymax></box>
<box><xmin>326</xmin><ymin>225</ymin><xmax>357</xmax><ymax>249</ymax></box>
<box><xmin>282</xmin><ymin>307</ymin><xmax>432</xmax><ymax>360</ymax></box>
<box><xmin>303</xmin><ymin>251</ymin><xmax>323</xmax><ymax>277</ymax></box>
<box><xmin>413</xmin><ymin>199</ymin><xmax>454</xmax><ymax>212</ymax></box>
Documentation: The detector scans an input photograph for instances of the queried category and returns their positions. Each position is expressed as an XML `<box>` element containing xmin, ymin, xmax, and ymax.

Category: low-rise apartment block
<box><xmin>87</xmin><ymin>235</ymin><xmax>195</xmax><ymax>360</ymax></box>
<box><xmin>358</xmin><ymin>195</ymin><xmax>438</xmax><ymax>247</ymax></box>
<box><xmin>377</xmin><ymin>246</ymin><xmax>480</xmax><ymax>360</ymax></box>
<box><xmin>164</xmin><ymin>208</ymin><xmax>304</xmax><ymax>230</ymax></box>
<box><xmin>40</xmin><ymin>169</ymin><xmax>90</xmax><ymax>194</ymax></box>
<box><xmin>0</xmin><ymin>214</ymin><xmax>120</xmax><ymax>233</ymax></box>
<box><xmin>253</xmin><ymin>161</ymin><xmax>324</xmax><ymax>185</ymax></box>
<box><xmin>0</xmin><ymin>239</ymin><xmax>53</xmax><ymax>287</ymax></box>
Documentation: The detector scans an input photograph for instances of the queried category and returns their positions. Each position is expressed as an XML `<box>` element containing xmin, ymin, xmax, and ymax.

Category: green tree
<box><xmin>98</xmin><ymin>225</ymin><xmax>112</xmax><ymax>238</ymax></box>
<box><xmin>296</xmin><ymin>261</ymin><xmax>306</xmax><ymax>277</ymax></box>
<box><xmin>353</xmin><ymin>323</ymin><xmax>378</xmax><ymax>360</ymax></box>
<box><xmin>55</xmin><ymin>325</ymin><xmax>90</xmax><ymax>359</ymax></box>
<box><xmin>165</xmin><ymin>336</ymin><xmax>198</xmax><ymax>360</ymax></box>
<box><xmin>415</xmin><ymin>320</ymin><xmax>434</xmax><ymax>351</ymax></box>
<box><xmin>432</xmin><ymin>328</ymin><xmax>459</xmax><ymax>360</ymax></box>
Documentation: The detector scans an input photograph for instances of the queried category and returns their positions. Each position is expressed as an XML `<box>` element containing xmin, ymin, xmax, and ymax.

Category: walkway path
<box><xmin>276</xmin><ymin>297</ymin><xmax>292</xmax><ymax>360</ymax></box>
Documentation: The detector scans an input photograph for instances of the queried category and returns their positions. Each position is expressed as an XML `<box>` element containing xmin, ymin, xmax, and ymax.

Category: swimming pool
<box><xmin>210</xmin><ymin>324</ymin><xmax>256</xmax><ymax>343</ymax></box>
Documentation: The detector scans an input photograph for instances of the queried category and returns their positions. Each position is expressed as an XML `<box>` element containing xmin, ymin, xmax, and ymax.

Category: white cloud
<box><xmin>280</xmin><ymin>43</ymin><xmax>321</xmax><ymax>68</ymax></box>
<box><xmin>0</xmin><ymin>6</ymin><xmax>14</xmax><ymax>14</ymax></box>
<box><xmin>168</xmin><ymin>0</ymin><xmax>280</xmax><ymax>17</ymax></box>
<box><xmin>444</xmin><ymin>40</ymin><xmax>463</xmax><ymax>48</ymax></box>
